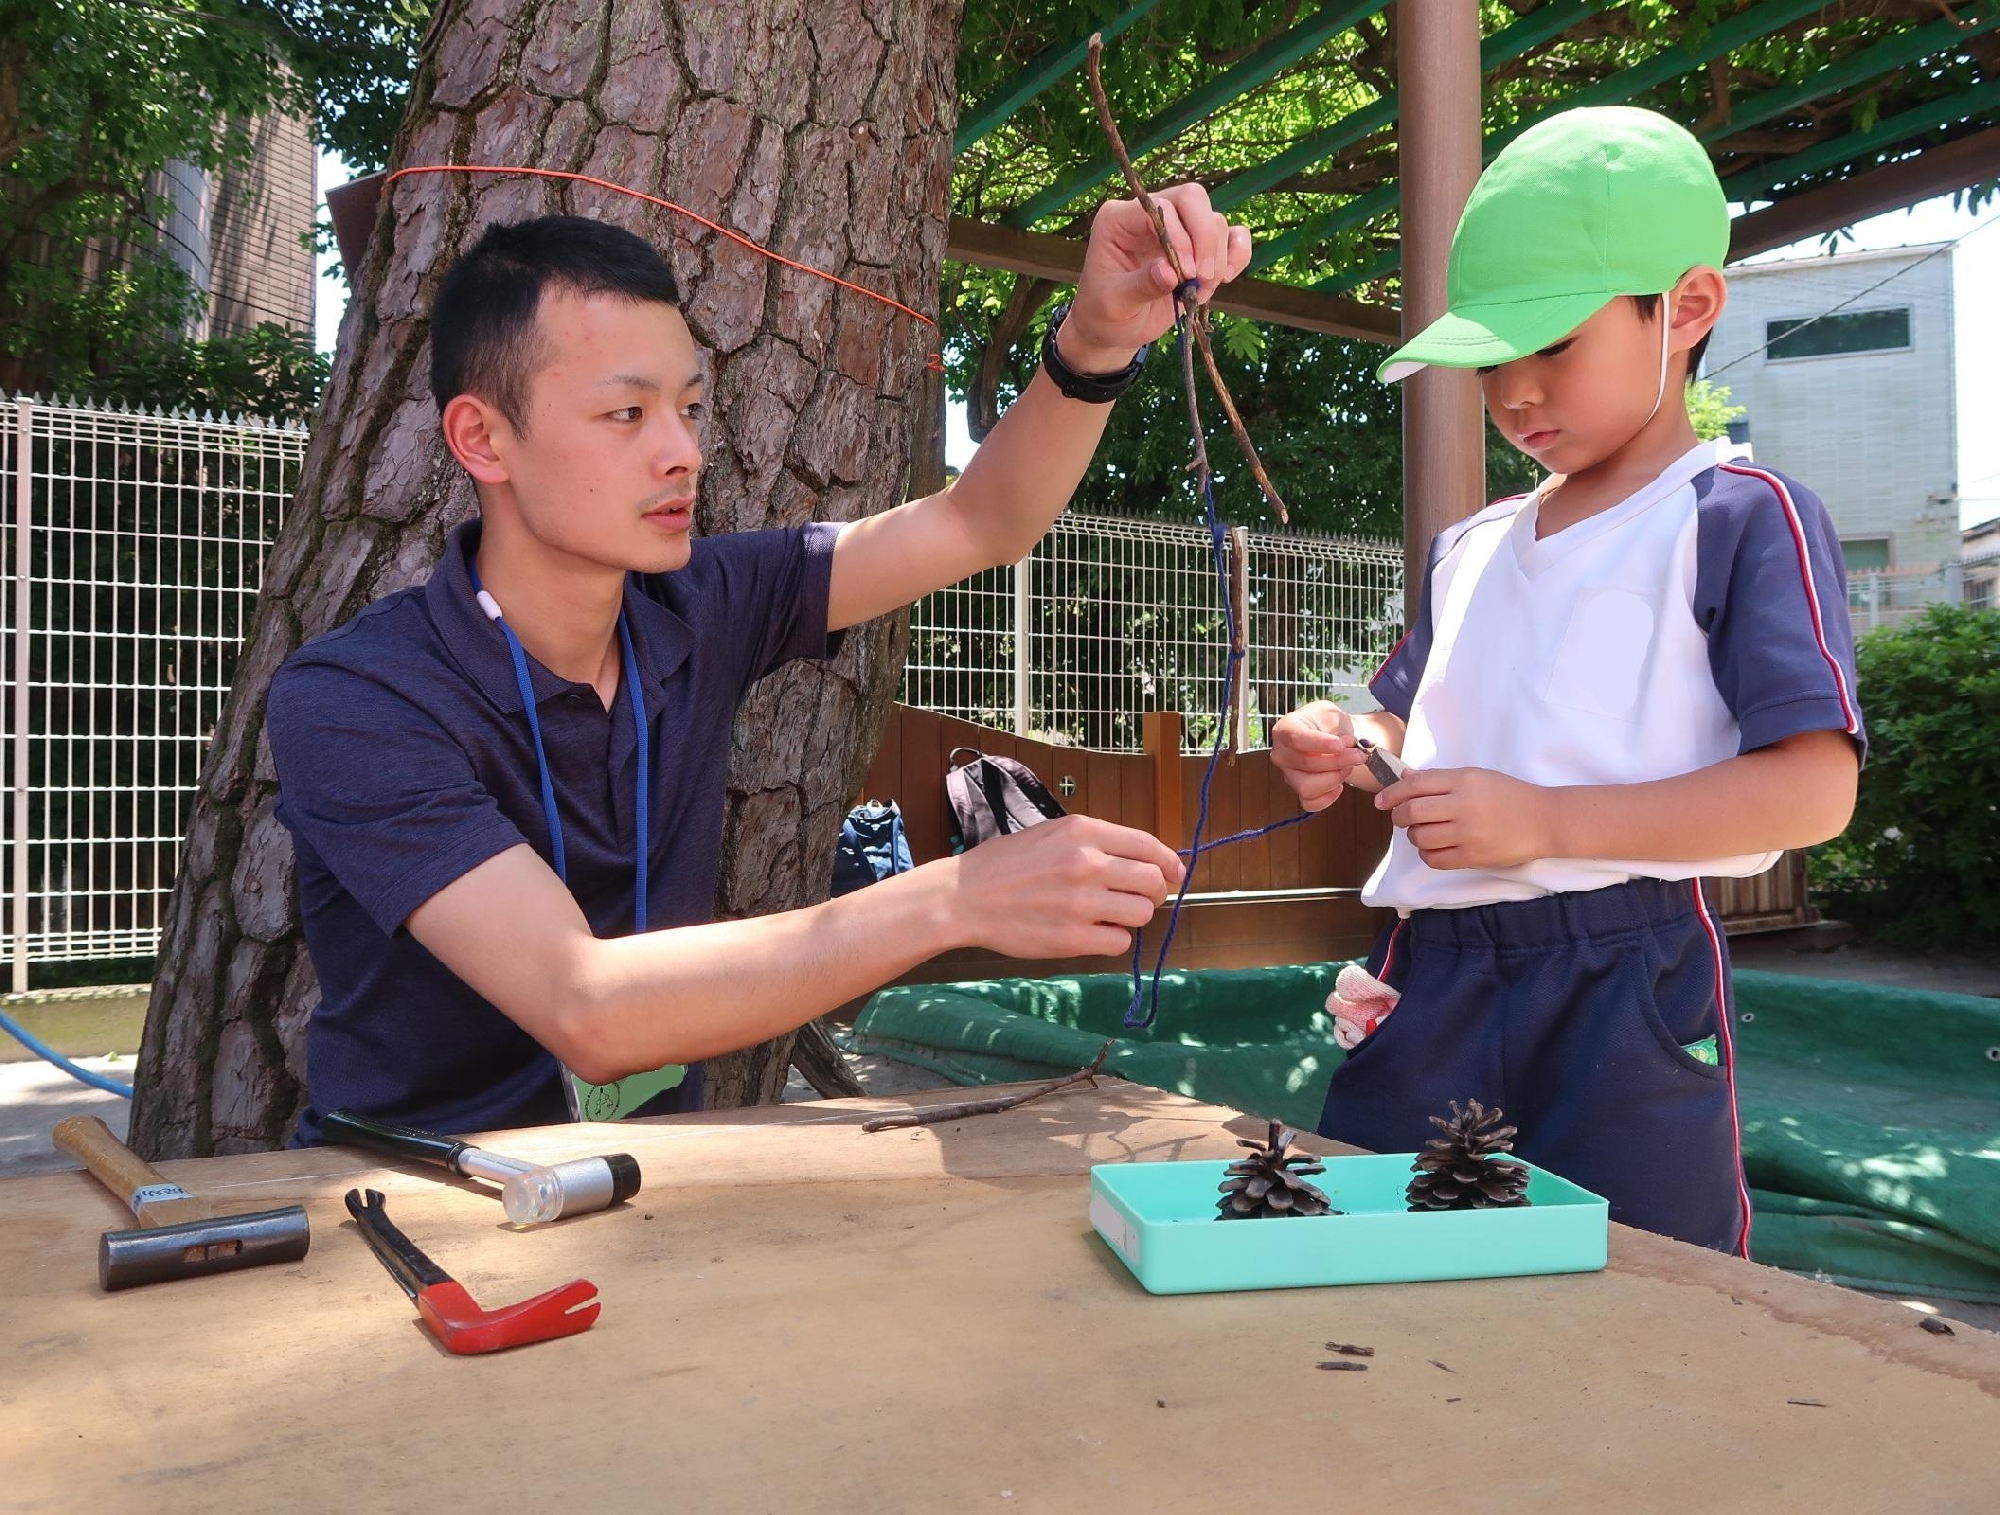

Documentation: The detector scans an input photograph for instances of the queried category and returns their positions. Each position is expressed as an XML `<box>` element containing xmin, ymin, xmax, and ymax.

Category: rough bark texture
<box><xmin>129</xmin><ymin>0</ymin><xmax>961</xmax><ymax>1158</ymax></box>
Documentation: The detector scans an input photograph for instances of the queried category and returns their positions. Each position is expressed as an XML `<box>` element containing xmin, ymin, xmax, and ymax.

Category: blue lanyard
<box><xmin>470</xmin><ymin>567</ymin><xmax>650</xmax><ymax>935</ymax></box>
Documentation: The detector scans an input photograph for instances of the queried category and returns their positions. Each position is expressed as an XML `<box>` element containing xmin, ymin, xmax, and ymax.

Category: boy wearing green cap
<box><xmin>1271</xmin><ymin>107</ymin><xmax>1866</xmax><ymax>1253</ymax></box>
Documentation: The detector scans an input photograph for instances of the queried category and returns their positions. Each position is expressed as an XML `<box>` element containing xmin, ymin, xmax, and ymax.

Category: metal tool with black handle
<box><xmin>52</xmin><ymin>1115</ymin><xmax>310</xmax><ymax>1290</ymax></box>
<box><xmin>321</xmin><ymin>1109</ymin><xmax>641</xmax><ymax>1225</ymax></box>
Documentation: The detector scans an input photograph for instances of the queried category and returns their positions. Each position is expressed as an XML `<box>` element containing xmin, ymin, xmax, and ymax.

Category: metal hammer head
<box><xmin>99</xmin><ymin>1206</ymin><xmax>311</xmax><ymax>1291</ymax></box>
<box><xmin>500</xmin><ymin>1153</ymin><xmax>642</xmax><ymax>1225</ymax></box>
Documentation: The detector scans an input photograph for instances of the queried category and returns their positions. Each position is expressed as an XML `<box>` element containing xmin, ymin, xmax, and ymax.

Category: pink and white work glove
<box><xmin>1327</xmin><ymin>963</ymin><xmax>1401</xmax><ymax>1051</ymax></box>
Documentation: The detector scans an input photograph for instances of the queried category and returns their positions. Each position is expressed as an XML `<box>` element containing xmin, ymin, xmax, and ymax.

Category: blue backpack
<box><xmin>830</xmin><ymin>801</ymin><xmax>914</xmax><ymax>895</ymax></box>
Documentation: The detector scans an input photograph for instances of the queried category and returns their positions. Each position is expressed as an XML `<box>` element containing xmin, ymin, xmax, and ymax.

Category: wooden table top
<box><xmin>4</xmin><ymin>1083</ymin><xmax>1995</xmax><ymax>1513</ymax></box>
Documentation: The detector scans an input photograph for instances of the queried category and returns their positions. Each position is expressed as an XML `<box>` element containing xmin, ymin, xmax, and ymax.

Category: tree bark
<box><xmin>129</xmin><ymin>0</ymin><xmax>962</xmax><ymax>1157</ymax></box>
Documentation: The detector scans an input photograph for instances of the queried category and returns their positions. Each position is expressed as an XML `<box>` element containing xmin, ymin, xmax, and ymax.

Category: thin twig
<box><xmin>1084</xmin><ymin>34</ymin><xmax>1290</xmax><ymax>525</ymax></box>
<box><xmin>861</xmin><ymin>1042</ymin><xmax>1114</xmax><ymax>1132</ymax></box>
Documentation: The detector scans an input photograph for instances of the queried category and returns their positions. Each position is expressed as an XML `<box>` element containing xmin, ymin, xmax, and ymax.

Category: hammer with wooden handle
<box><xmin>52</xmin><ymin>1115</ymin><xmax>311</xmax><ymax>1291</ymax></box>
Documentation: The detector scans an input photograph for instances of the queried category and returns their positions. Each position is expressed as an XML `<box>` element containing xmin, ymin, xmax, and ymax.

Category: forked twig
<box><xmin>861</xmin><ymin>1041</ymin><xmax>1115</xmax><ymax>1132</ymax></box>
<box><xmin>1084</xmin><ymin>34</ymin><xmax>1290</xmax><ymax>526</ymax></box>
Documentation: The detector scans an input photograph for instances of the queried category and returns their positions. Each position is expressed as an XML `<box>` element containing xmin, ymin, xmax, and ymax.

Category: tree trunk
<box><xmin>129</xmin><ymin>0</ymin><xmax>962</xmax><ymax>1157</ymax></box>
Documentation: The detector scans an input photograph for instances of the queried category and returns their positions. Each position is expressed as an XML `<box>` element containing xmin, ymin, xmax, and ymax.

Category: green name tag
<box><xmin>570</xmin><ymin>1062</ymin><xmax>687</xmax><ymax>1121</ymax></box>
<box><xmin>1682</xmin><ymin>1036</ymin><xmax>1719</xmax><ymax>1067</ymax></box>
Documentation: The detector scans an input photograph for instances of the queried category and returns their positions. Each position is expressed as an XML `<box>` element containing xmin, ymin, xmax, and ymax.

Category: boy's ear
<box><xmin>1670</xmin><ymin>266</ymin><xmax>1727</xmax><ymax>356</ymax></box>
<box><xmin>441</xmin><ymin>394</ymin><xmax>514</xmax><ymax>486</ymax></box>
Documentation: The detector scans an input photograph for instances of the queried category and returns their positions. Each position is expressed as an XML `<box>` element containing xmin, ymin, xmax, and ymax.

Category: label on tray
<box><xmin>1089</xmin><ymin>1192</ymin><xmax>1141</xmax><ymax>1265</ymax></box>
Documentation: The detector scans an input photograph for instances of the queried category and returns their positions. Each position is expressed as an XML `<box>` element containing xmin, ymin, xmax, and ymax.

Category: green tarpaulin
<box><xmin>851</xmin><ymin>965</ymin><xmax>2000</xmax><ymax>1301</ymax></box>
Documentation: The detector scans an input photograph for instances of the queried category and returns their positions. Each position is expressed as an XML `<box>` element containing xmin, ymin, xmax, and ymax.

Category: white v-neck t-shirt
<box><xmin>1363</xmin><ymin>439</ymin><xmax>1865</xmax><ymax>914</ymax></box>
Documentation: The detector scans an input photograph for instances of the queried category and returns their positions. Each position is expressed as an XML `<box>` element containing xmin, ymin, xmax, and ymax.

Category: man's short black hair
<box><xmin>429</xmin><ymin>215</ymin><xmax>681</xmax><ymax>431</ymax></box>
<box><xmin>1631</xmin><ymin>292</ymin><xmax>1713</xmax><ymax>380</ymax></box>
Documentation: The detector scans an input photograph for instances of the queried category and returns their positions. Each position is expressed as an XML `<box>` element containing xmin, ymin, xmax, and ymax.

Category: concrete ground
<box><xmin>1730</xmin><ymin>926</ymin><xmax>2000</xmax><ymax>997</ymax></box>
<box><xmin>0</xmin><ymin>1055</ymin><xmax>133</xmax><ymax>1177</ymax></box>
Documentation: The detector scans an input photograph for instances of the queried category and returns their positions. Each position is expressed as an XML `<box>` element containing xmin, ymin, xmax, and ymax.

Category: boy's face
<box><xmin>1478</xmin><ymin>295</ymin><xmax>1676</xmax><ymax>477</ymax></box>
<box><xmin>483</xmin><ymin>288</ymin><xmax>708</xmax><ymax>575</ymax></box>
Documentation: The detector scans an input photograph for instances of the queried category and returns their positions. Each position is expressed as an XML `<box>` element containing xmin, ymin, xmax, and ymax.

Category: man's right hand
<box><xmin>946</xmin><ymin>815</ymin><xmax>1185</xmax><ymax>961</ymax></box>
<box><xmin>1271</xmin><ymin>700</ymin><xmax>1362</xmax><ymax>812</ymax></box>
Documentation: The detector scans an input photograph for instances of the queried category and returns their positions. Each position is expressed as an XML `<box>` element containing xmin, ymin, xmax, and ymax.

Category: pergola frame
<box><xmin>947</xmin><ymin>0</ymin><xmax>2000</xmax><ymax>575</ymax></box>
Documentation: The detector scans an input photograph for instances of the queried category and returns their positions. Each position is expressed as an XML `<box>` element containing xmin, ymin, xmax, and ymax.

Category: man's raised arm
<box><xmin>824</xmin><ymin>184</ymin><xmax>1252</xmax><ymax>633</ymax></box>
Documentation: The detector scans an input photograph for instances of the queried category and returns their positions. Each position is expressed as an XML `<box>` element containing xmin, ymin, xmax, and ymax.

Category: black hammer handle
<box><xmin>323</xmin><ymin>1110</ymin><xmax>471</xmax><ymax>1175</ymax></box>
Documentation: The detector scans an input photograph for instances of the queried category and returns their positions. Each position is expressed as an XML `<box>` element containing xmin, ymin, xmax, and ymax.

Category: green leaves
<box><xmin>1811</xmin><ymin>605</ymin><xmax>2000</xmax><ymax>949</ymax></box>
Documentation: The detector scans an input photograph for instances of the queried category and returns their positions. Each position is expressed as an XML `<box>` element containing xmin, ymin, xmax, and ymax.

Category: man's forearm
<box><xmin>946</xmin><ymin>335</ymin><xmax>1134</xmax><ymax>565</ymax></box>
<box><xmin>1540</xmin><ymin>731</ymin><xmax>1858</xmax><ymax>862</ymax></box>
<box><xmin>561</xmin><ymin>862</ymin><xmax>964</xmax><ymax>1082</ymax></box>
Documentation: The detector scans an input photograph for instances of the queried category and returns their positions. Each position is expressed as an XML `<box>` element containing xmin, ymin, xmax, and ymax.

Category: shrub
<box><xmin>1810</xmin><ymin>603</ymin><xmax>2000</xmax><ymax>948</ymax></box>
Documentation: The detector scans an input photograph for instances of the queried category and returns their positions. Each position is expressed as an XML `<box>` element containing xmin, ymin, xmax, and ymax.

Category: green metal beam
<box><xmin>1482</xmin><ymin>0</ymin><xmax>1834</xmax><ymax>160</ymax></box>
<box><xmin>1720</xmin><ymin>78</ymin><xmax>2000</xmax><ymax>201</ymax></box>
<box><xmin>1002</xmin><ymin>0</ymin><xmax>1385</xmax><ymax>228</ymax></box>
<box><xmin>1313</xmin><ymin>246</ymin><xmax>1397</xmax><ymax>297</ymax></box>
<box><xmin>1210</xmin><ymin>0</ymin><xmax>1611</xmax><ymax>213</ymax></box>
<box><xmin>1249</xmin><ymin>183</ymin><xmax>1392</xmax><ymax>271</ymax></box>
<box><xmin>954</xmin><ymin>2</ymin><xmax>1165</xmax><ymax>155</ymax></box>
<box><xmin>1304</xmin><ymin>6</ymin><xmax>2000</xmax><ymax>291</ymax></box>
<box><xmin>1256</xmin><ymin>0</ymin><xmax>1841</xmax><ymax>277</ymax></box>
<box><xmin>1699</xmin><ymin>2</ymin><xmax>2000</xmax><ymax>143</ymax></box>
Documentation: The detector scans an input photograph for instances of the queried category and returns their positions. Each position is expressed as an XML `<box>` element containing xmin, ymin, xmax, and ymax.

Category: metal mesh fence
<box><xmin>0</xmin><ymin>397</ymin><xmax>1396</xmax><ymax>974</ymax></box>
<box><xmin>2</xmin><ymin>395</ymin><xmax>305</xmax><ymax>981</ymax></box>
<box><xmin>901</xmin><ymin>512</ymin><xmax>1405</xmax><ymax>752</ymax></box>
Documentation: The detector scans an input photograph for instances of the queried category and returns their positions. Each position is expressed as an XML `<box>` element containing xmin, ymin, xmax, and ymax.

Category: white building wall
<box><xmin>1705</xmin><ymin>245</ymin><xmax>1960</xmax><ymax>570</ymax></box>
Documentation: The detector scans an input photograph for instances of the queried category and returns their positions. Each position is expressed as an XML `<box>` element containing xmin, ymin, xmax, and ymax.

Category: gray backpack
<box><xmin>944</xmin><ymin>747</ymin><xmax>1066</xmax><ymax>852</ymax></box>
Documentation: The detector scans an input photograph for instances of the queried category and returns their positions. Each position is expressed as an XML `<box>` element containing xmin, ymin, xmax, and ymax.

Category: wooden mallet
<box><xmin>52</xmin><ymin>1115</ymin><xmax>311</xmax><ymax>1291</ymax></box>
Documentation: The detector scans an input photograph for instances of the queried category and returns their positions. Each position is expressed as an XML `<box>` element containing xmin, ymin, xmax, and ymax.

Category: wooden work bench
<box><xmin>4</xmin><ymin>1084</ymin><xmax>1996</xmax><ymax>1512</ymax></box>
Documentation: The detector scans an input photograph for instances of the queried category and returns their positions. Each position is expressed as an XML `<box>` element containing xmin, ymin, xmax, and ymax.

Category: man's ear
<box><xmin>440</xmin><ymin>394</ymin><xmax>513</xmax><ymax>486</ymax></box>
<box><xmin>1671</xmin><ymin>267</ymin><xmax>1727</xmax><ymax>357</ymax></box>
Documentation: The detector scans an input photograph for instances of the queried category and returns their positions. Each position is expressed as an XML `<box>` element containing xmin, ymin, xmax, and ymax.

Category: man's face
<box><xmin>489</xmin><ymin>287</ymin><xmax>707</xmax><ymax>574</ymax></box>
<box><xmin>1479</xmin><ymin>296</ymin><xmax>1668</xmax><ymax>478</ymax></box>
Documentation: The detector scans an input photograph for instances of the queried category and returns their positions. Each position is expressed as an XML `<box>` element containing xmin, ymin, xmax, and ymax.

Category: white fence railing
<box><xmin>903</xmin><ymin>513</ymin><xmax>1405</xmax><ymax>752</ymax></box>
<box><xmin>1849</xmin><ymin>557</ymin><xmax>1992</xmax><ymax>631</ymax></box>
<box><xmin>0</xmin><ymin>393</ymin><xmax>1404</xmax><ymax>979</ymax></box>
<box><xmin>2</xmin><ymin>395</ymin><xmax>306</xmax><ymax>986</ymax></box>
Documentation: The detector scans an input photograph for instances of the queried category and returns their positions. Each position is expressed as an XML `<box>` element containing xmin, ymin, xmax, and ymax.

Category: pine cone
<box><xmin>1216</xmin><ymin>1120</ymin><xmax>1339</xmax><ymax>1220</ymax></box>
<box><xmin>1405</xmin><ymin>1099</ymin><xmax>1532</xmax><ymax>1212</ymax></box>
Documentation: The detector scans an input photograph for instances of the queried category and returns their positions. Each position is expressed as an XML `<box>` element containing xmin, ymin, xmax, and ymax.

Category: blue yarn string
<box><xmin>1122</xmin><ymin>284</ymin><xmax>1312</xmax><ymax>1031</ymax></box>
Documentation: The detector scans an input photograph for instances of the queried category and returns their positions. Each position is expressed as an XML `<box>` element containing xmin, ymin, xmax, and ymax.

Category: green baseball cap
<box><xmin>1379</xmin><ymin>106</ymin><xmax>1728</xmax><ymax>383</ymax></box>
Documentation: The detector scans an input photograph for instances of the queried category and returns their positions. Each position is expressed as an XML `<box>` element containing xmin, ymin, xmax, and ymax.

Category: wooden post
<box><xmin>1143</xmin><ymin>710</ymin><xmax>1186</xmax><ymax>852</ymax></box>
<box><xmin>1394</xmin><ymin>0</ymin><xmax>1486</xmax><ymax>601</ymax></box>
<box><xmin>11</xmin><ymin>398</ymin><xmax>29</xmax><ymax>994</ymax></box>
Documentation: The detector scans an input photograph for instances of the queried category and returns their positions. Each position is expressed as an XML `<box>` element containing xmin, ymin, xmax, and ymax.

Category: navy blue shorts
<box><xmin>1316</xmin><ymin>876</ymin><xmax>1751</xmax><ymax>1255</ymax></box>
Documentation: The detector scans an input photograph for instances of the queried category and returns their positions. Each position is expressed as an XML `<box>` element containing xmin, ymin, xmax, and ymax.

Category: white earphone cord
<box><xmin>1643</xmin><ymin>295</ymin><xmax>1673</xmax><ymax>427</ymax></box>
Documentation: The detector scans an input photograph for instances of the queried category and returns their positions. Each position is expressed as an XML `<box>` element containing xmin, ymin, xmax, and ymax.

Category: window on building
<box><xmin>1842</xmin><ymin>538</ymin><xmax>1892</xmax><ymax>574</ymax></box>
<box><xmin>1766</xmin><ymin>307</ymin><xmax>1911</xmax><ymax>361</ymax></box>
<box><xmin>1969</xmin><ymin>574</ymin><xmax>1995</xmax><ymax>613</ymax></box>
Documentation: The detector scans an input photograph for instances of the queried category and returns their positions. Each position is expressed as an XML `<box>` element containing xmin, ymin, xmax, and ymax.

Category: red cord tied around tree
<box><xmin>382</xmin><ymin>165</ymin><xmax>945</xmax><ymax>374</ymax></box>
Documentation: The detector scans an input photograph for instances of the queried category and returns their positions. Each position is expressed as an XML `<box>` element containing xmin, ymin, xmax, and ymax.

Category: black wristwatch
<box><xmin>1041</xmin><ymin>302</ymin><xmax>1147</xmax><ymax>403</ymax></box>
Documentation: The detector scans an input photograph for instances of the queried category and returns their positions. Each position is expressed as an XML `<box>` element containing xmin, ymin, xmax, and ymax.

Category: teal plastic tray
<box><xmin>1089</xmin><ymin>1155</ymin><xmax>1609</xmax><ymax>1295</ymax></box>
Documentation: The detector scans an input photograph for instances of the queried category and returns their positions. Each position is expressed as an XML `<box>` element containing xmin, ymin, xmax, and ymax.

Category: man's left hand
<box><xmin>1376</xmin><ymin>767</ymin><xmax>1555</xmax><ymax>872</ymax></box>
<box><xmin>1056</xmin><ymin>183</ymin><xmax>1252</xmax><ymax>372</ymax></box>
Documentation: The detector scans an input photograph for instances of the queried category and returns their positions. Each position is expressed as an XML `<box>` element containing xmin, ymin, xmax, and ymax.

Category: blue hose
<box><xmin>0</xmin><ymin>1007</ymin><xmax>134</xmax><ymax>1096</ymax></box>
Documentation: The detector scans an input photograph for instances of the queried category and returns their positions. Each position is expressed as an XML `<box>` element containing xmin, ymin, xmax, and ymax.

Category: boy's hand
<box><xmin>1271</xmin><ymin>700</ymin><xmax>1361</xmax><ymax>812</ymax></box>
<box><xmin>1377</xmin><ymin>768</ymin><xmax>1555</xmax><ymax>871</ymax></box>
<box><xmin>1057</xmin><ymin>183</ymin><xmax>1252</xmax><ymax>371</ymax></box>
<box><xmin>947</xmin><ymin>815</ymin><xmax>1186</xmax><ymax>961</ymax></box>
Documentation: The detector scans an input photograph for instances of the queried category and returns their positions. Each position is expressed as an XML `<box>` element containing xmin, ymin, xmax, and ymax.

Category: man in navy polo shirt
<box><xmin>270</xmin><ymin>187</ymin><xmax>1252</xmax><ymax>1144</ymax></box>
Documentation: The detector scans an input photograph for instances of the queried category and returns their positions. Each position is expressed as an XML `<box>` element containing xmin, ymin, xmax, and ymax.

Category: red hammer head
<box><xmin>345</xmin><ymin>1189</ymin><xmax>598</xmax><ymax>1354</ymax></box>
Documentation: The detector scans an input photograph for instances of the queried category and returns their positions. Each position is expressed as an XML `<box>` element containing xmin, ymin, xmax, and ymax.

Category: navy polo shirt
<box><xmin>268</xmin><ymin>518</ymin><xmax>843</xmax><ymax>1145</ymax></box>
